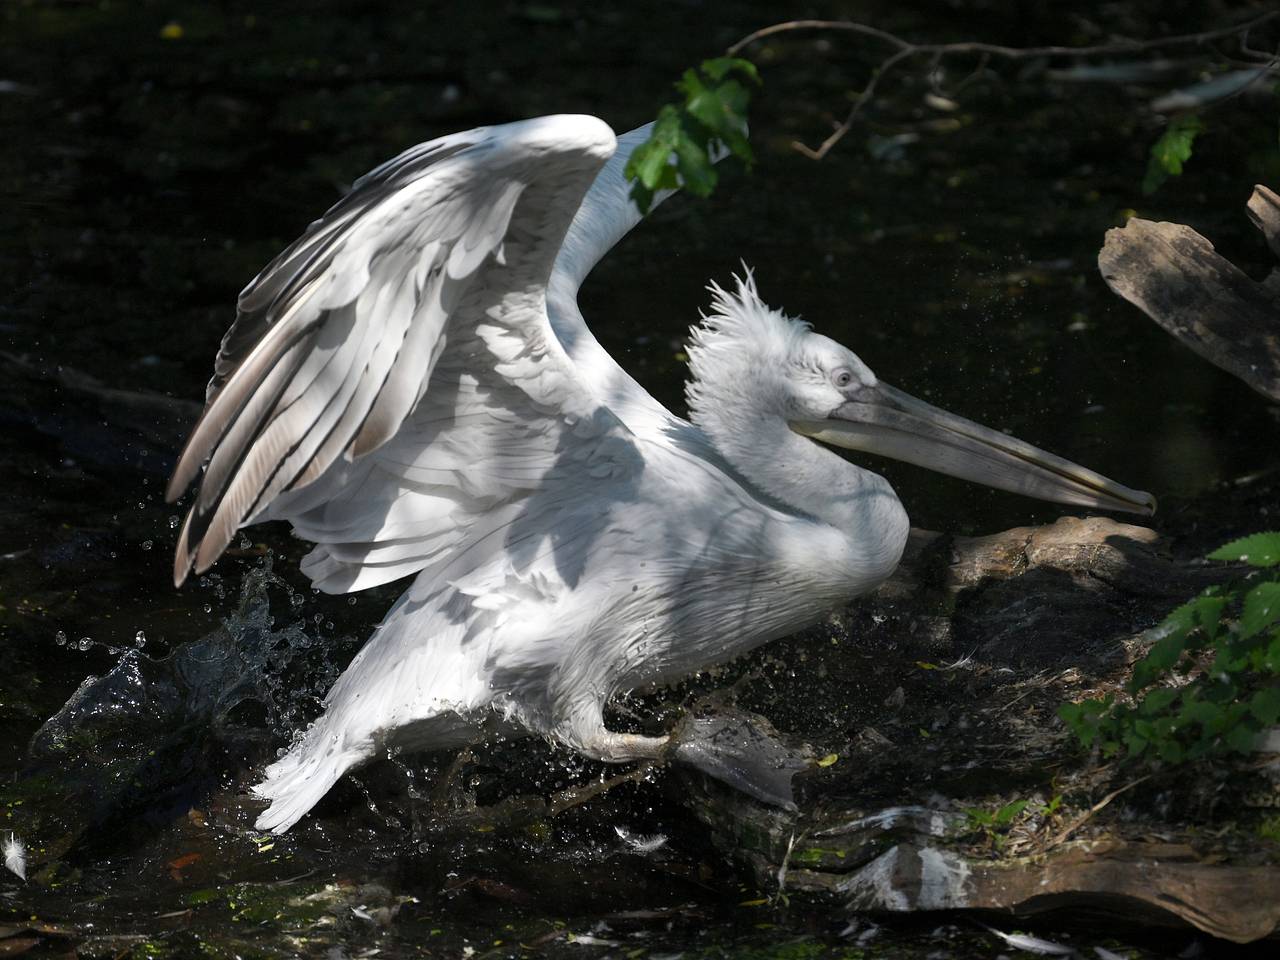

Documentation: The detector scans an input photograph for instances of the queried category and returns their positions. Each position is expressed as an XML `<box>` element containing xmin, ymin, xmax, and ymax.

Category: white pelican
<box><xmin>167</xmin><ymin>115</ymin><xmax>1154</xmax><ymax>833</ymax></box>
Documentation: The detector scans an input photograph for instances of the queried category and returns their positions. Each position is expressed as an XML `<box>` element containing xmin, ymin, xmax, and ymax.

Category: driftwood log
<box><xmin>677</xmin><ymin>517</ymin><xmax>1280</xmax><ymax>944</ymax></box>
<box><xmin>1098</xmin><ymin>184</ymin><xmax>1280</xmax><ymax>403</ymax></box>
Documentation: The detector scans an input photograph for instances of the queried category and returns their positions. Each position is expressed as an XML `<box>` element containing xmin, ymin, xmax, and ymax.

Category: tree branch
<box><xmin>726</xmin><ymin>11</ymin><xmax>1279</xmax><ymax>160</ymax></box>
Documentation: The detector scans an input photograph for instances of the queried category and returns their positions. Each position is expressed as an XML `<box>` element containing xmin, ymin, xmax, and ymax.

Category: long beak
<box><xmin>791</xmin><ymin>382</ymin><xmax>1155</xmax><ymax>516</ymax></box>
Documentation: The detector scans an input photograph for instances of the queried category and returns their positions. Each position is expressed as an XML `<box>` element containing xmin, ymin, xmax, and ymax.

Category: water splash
<box><xmin>19</xmin><ymin>555</ymin><xmax>356</xmax><ymax>857</ymax></box>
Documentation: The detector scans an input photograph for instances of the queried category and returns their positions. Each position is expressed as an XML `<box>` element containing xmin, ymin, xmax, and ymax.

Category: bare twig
<box><xmin>727</xmin><ymin>12</ymin><xmax>1278</xmax><ymax>60</ymax></box>
<box><xmin>725</xmin><ymin>11</ymin><xmax>1279</xmax><ymax>160</ymax></box>
<box><xmin>1045</xmin><ymin>774</ymin><xmax>1151</xmax><ymax>849</ymax></box>
<box><xmin>796</xmin><ymin>45</ymin><xmax>914</xmax><ymax>160</ymax></box>
<box><xmin>548</xmin><ymin>761</ymin><xmax>657</xmax><ymax>815</ymax></box>
<box><xmin>773</xmin><ymin>829</ymin><xmax>797</xmax><ymax>901</ymax></box>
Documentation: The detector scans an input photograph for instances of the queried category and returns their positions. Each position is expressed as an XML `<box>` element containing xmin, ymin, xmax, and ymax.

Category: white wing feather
<box><xmin>167</xmin><ymin>115</ymin><xmax>622</xmax><ymax>586</ymax></box>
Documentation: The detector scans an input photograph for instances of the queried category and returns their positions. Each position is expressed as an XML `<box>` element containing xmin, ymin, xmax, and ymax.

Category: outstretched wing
<box><xmin>168</xmin><ymin>115</ymin><xmax>622</xmax><ymax>586</ymax></box>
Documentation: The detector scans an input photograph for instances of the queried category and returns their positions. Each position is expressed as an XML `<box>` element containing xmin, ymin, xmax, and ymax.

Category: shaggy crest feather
<box><xmin>685</xmin><ymin>268</ymin><xmax>810</xmax><ymax>434</ymax></box>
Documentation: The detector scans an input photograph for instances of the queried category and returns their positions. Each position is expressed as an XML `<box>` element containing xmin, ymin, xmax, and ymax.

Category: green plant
<box><xmin>963</xmin><ymin>799</ymin><xmax>1030</xmax><ymax>851</ymax></box>
<box><xmin>1142</xmin><ymin>114</ymin><xmax>1205</xmax><ymax>195</ymax></box>
<box><xmin>623</xmin><ymin>57</ymin><xmax>758</xmax><ymax>214</ymax></box>
<box><xmin>1038</xmin><ymin>794</ymin><xmax>1063</xmax><ymax>818</ymax></box>
<box><xmin>1260</xmin><ymin>814</ymin><xmax>1280</xmax><ymax>842</ymax></box>
<box><xmin>1061</xmin><ymin>533</ymin><xmax>1280</xmax><ymax>764</ymax></box>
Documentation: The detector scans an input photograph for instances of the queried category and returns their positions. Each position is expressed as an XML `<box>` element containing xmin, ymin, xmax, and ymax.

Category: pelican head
<box><xmin>687</xmin><ymin>273</ymin><xmax>1155</xmax><ymax>517</ymax></box>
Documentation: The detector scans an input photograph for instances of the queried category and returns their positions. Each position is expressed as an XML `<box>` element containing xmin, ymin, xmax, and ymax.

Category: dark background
<box><xmin>0</xmin><ymin>1</ymin><xmax>1277</xmax><ymax>956</ymax></box>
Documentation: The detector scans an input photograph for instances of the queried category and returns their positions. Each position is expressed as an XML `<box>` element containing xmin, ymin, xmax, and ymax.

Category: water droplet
<box><xmin>54</xmin><ymin>630</ymin><xmax>67</xmax><ymax>646</ymax></box>
<box><xmin>141</xmin><ymin>540</ymin><xmax>153</xmax><ymax>551</ymax></box>
<box><xmin>203</xmin><ymin>604</ymin><xmax>212</xmax><ymax>614</ymax></box>
<box><xmin>135</xmin><ymin>630</ymin><xmax>146</xmax><ymax>648</ymax></box>
<box><xmin>168</xmin><ymin>516</ymin><xmax>179</xmax><ymax>529</ymax></box>
<box><xmin>77</xmin><ymin>637</ymin><xmax>92</xmax><ymax>651</ymax></box>
<box><xmin>347</xmin><ymin>597</ymin><xmax>357</xmax><ymax>605</ymax></box>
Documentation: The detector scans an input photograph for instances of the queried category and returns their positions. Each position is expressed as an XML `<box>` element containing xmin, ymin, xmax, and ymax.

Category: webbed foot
<box><xmin>670</xmin><ymin>708</ymin><xmax>810</xmax><ymax>810</ymax></box>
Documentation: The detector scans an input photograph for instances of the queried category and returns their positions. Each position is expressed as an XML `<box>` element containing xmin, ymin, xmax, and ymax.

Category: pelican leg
<box><xmin>576</xmin><ymin>729</ymin><xmax>670</xmax><ymax>762</ymax></box>
<box><xmin>553</xmin><ymin>697</ymin><xmax>670</xmax><ymax>762</ymax></box>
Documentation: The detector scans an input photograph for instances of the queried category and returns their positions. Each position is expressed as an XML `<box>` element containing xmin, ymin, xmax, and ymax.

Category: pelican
<box><xmin>167</xmin><ymin>115</ymin><xmax>1154</xmax><ymax>833</ymax></box>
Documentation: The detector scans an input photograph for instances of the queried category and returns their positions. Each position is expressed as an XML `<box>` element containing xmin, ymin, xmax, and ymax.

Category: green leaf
<box><xmin>1259</xmin><ymin>634</ymin><xmax>1280</xmax><ymax>673</ymax></box>
<box><xmin>683</xmin><ymin>83</ymin><xmax>751</xmax><ymax>157</ymax></box>
<box><xmin>1139</xmin><ymin>687</ymin><xmax>1178</xmax><ymax>715</ymax></box>
<box><xmin>1250</xmin><ymin>686</ymin><xmax>1280</xmax><ymax>726</ymax></box>
<box><xmin>1210</xmin><ymin>643</ymin><xmax>1250</xmax><ymax>675</ymax></box>
<box><xmin>1182</xmin><ymin>696</ymin><xmax>1231</xmax><ymax>738</ymax></box>
<box><xmin>672</xmin><ymin>135</ymin><xmax>717</xmax><ymax>197</ymax></box>
<box><xmin>1225</xmin><ymin>722</ymin><xmax>1260</xmax><ymax>754</ymax></box>
<box><xmin>1131</xmin><ymin>594</ymin><xmax>1230</xmax><ymax>691</ymax></box>
<box><xmin>964</xmin><ymin>808</ymin><xmax>995</xmax><ymax>827</ymax></box>
<box><xmin>994</xmin><ymin>799</ymin><xmax>1030</xmax><ymax>825</ymax></box>
<box><xmin>1207</xmin><ymin>532</ymin><xmax>1280</xmax><ymax>567</ymax></box>
<box><xmin>1142</xmin><ymin>114</ymin><xmax>1204</xmax><ymax>195</ymax></box>
<box><xmin>699</xmin><ymin>56</ymin><xmax>760</xmax><ymax>84</ymax></box>
<box><xmin>1131</xmin><ymin>629</ymin><xmax>1189</xmax><ymax>690</ymax></box>
<box><xmin>624</xmin><ymin>106</ymin><xmax>684</xmax><ymax>214</ymax></box>
<box><xmin>625</xmin><ymin>57</ymin><xmax>758</xmax><ymax>214</ymax></box>
<box><xmin>1123</xmin><ymin>726</ymin><xmax>1150</xmax><ymax>756</ymax></box>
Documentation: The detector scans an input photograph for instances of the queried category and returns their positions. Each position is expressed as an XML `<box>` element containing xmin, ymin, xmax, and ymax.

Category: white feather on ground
<box><xmin>4</xmin><ymin>833</ymin><xmax>26</xmax><ymax>881</ymax></box>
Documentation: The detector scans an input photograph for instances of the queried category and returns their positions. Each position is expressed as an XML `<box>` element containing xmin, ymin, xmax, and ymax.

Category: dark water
<box><xmin>2</xmin><ymin>1</ymin><xmax>1278</xmax><ymax>957</ymax></box>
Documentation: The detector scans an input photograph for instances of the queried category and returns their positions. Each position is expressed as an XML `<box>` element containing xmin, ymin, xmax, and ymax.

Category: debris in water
<box><xmin>3</xmin><ymin>833</ymin><xmax>26</xmax><ymax>880</ymax></box>
<box><xmin>568</xmin><ymin>933</ymin><xmax>621</xmax><ymax>947</ymax></box>
<box><xmin>614</xmin><ymin>825</ymin><xmax>667</xmax><ymax>854</ymax></box>
<box><xmin>976</xmin><ymin>921</ymin><xmax>1076</xmax><ymax>956</ymax></box>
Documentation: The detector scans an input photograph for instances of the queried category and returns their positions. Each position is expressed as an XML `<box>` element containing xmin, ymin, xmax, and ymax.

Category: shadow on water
<box><xmin>2</xmin><ymin>0</ymin><xmax>1279</xmax><ymax>956</ymax></box>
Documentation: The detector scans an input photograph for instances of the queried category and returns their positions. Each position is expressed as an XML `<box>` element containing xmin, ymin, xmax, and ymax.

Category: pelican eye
<box><xmin>832</xmin><ymin>368</ymin><xmax>854</xmax><ymax>389</ymax></box>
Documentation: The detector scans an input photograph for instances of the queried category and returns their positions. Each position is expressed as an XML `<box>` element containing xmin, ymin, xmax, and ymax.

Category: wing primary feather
<box><xmin>168</xmin><ymin>274</ymin><xmax>327</xmax><ymax>500</ymax></box>
<box><xmin>192</xmin><ymin>334</ymin><xmax>314</xmax><ymax>517</ymax></box>
<box><xmin>192</xmin><ymin>303</ymin><xmax>372</xmax><ymax>572</ymax></box>
<box><xmin>287</xmin><ymin>252</ymin><xmax>423</xmax><ymax>490</ymax></box>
